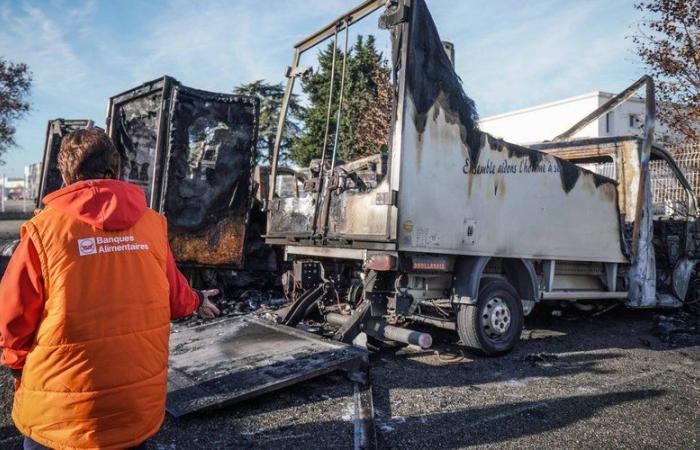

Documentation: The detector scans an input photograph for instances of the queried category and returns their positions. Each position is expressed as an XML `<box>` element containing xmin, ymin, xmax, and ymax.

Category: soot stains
<box><xmin>554</xmin><ymin>159</ymin><xmax>581</xmax><ymax>193</ymax></box>
<box><xmin>404</xmin><ymin>0</ymin><xmax>481</xmax><ymax>164</ymax></box>
<box><xmin>164</xmin><ymin>85</ymin><xmax>258</xmax><ymax>233</ymax></box>
<box><xmin>399</xmin><ymin>0</ymin><xmax>619</xmax><ymax>196</ymax></box>
<box><xmin>486</xmin><ymin>134</ymin><xmax>544</xmax><ymax>171</ymax></box>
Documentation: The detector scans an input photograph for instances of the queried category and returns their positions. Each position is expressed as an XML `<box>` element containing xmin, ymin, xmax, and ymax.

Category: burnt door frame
<box><xmin>106</xmin><ymin>76</ymin><xmax>177</xmax><ymax>210</ymax></box>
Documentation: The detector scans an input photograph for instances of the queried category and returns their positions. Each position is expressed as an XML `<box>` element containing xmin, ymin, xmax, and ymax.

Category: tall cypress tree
<box><xmin>289</xmin><ymin>35</ymin><xmax>391</xmax><ymax>167</ymax></box>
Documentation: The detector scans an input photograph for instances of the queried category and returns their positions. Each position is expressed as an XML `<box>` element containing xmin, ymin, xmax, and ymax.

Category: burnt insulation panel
<box><xmin>161</xmin><ymin>86</ymin><xmax>258</xmax><ymax>267</ymax></box>
<box><xmin>37</xmin><ymin>119</ymin><xmax>95</xmax><ymax>207</ymax></box>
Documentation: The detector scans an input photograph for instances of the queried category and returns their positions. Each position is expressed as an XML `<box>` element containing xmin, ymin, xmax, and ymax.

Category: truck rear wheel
<box><xmin>457</xmin><ymin>278</ymin><xmax>523</xmax><ymax>355</ymax></box>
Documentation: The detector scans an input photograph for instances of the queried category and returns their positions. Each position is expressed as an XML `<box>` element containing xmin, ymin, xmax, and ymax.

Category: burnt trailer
<box><xmin>34</xmin><ymin>79</ymin><xmax>262</xmax><ymax>270</ymax></box>
<box><xmin>107</xmin><ymin>77</ymin><xmax>260</xmax><ymax>268</ymax></box>
<box><xmin>264</xmin><ymin>0</ymin><xmax>699</xmax><ymax>354</ymax></box>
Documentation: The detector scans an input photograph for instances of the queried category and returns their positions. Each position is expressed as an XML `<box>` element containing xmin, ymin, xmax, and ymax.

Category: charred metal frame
<box><xmin>268</xmin><ymin>0</ymin><xmax>388</xmax><ymax>208</ymax></box>
<box><xmin>37</xmin><ymin>119</ymin><xmax>95</xmax><ymax>207</ymax></box>
<box><xmin>106</xmin><ymin>76</ymin><xmax>177</xmax><ymax>210</ymax></box>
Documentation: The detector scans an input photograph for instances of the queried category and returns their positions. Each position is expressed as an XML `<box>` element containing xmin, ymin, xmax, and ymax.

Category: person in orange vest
<box><xmin>0</xmin><ymin>129</ymin><xmax>221</xmax><ymax>450</ymax></box>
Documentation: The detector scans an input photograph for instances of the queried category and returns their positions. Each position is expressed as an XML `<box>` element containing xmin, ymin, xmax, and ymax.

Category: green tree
<box><xmin>233</xmin><ymin>80</ymin><xmax>303</xmax><ymax>164</ymax></box>
<box><xmin>0</xmin><ymin>57</ymin><xmax>32</xmax><ymax>162</ymax></box>
<box><xmin>289</xmin><ymin>34</ymin><xmax>392</xmax><ymax>166</ymax></box>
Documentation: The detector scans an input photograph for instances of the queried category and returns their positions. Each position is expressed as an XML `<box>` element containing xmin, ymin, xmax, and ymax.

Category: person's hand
<box><xmin>197</xmin><ymin>289</ymin><xmax>221</xmax><ymax>319</ymax></box>
<box><xmin>10</xmin><ymin>369</ymin><xmax>21</xmax><ymax>390</ymax></box>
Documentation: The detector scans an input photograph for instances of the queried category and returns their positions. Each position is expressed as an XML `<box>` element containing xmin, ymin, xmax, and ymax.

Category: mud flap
<box><xmin>166</xmin><ymin>316</ymin><xmax>369</xmax><ymax>417</ymax></box>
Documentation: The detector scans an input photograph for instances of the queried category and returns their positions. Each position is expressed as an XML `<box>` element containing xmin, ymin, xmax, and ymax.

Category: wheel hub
<box><xmin>481</xmin><ymin>296</ymin><xmax>511</xmax><ymax>339</ymax></box>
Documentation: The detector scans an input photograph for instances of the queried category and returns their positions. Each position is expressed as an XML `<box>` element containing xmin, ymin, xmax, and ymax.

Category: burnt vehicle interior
<box><xmin>107</xmin><ymin>77</ymin><xmax>259</xmax><ymax>268</ymax></box>
<box><xmin>266</xmin><ymin>0</ymin><xmax>396</xmax><ymax>245</ymax></box>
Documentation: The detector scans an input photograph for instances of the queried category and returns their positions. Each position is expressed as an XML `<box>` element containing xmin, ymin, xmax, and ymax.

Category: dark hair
<box><xmin>58</xmin><ymin>129</ymin><xmax>121</xmax><ymax>184</ymax></box>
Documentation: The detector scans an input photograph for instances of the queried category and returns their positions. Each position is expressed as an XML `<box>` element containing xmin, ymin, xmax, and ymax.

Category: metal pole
<box><xmin>318</xmin><ymin>26</ymin><xmax>339</xmax><ymax>181</ymax></box>
<box><xmin>554</xmin><ymin>75</ymin><xmax>654</xmax><ymax>142</ymax></box>
<box><xmin>1</xmin><ymin>174</ymin><xmax>5</xmax><ymax>213</ymax></box>
<box><xmin>330</xmin><ymin>20</ymin><xmax>351</xmax><ymax>171</ymax></box>
<box><xmin>23</xmin><ymin>167</ymin><xmax>28</xmax><ymax>213</ymax></box>
<box><xmin>631</xmin><ymin>79</ymin><xmax>656</xmax><ymax>260</ymax></box>
<box><xmin>268</xmin><ymin>49</ymin><xmax>301</xmax><ymax>205</ymax></box>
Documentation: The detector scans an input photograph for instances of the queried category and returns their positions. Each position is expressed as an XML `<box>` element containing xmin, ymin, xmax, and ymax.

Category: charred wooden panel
<box><xmin>161</xmin><ymin>86</ymin><xmax>258</xmax><ymax>267</ymax></box>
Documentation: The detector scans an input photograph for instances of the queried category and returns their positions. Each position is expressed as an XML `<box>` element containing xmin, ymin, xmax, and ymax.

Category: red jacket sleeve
<box><xmin>0</xmin><ymin>236</ymin><xmax>45</xmax><ymax>370</ymax></box>
<box><xmin>166</xmin><ymin>247</ymin><xmax>201</xmax><ymax>319</ymax></box>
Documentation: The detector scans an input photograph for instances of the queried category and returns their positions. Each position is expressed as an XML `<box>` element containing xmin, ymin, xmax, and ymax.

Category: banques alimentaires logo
<box><xmin>77</xmin><ymin>236</ymin><xmax>149</xmax><ymax>256</ymax></box>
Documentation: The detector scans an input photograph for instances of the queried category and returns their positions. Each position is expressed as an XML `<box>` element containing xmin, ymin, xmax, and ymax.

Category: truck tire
<box><xmin>457</xmin><ymin>278</ymin><xmax>523</xmax><ymax>355</ymax></box>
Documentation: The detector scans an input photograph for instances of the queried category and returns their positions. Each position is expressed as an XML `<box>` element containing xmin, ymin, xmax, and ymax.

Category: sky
<box><xmin>0</xmin><ymin>0</ymin><xmax>645</xmax><ymax>178</ymax></box>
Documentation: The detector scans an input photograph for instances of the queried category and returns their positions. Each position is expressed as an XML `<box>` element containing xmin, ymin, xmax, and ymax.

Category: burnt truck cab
<box><xmin>264</xmin><ymin>0</ymin><xmax>699</xmax><ymax>354</ymax></box>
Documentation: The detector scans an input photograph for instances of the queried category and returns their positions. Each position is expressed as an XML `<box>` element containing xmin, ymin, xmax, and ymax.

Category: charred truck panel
<box><xmin>159</xmin><ymin>85</ymin><xmax>258</xmax><ymax>267</ymax></box>
<box><xmin>265</xmin><ymin>0</ymin><xmax>698</xmax><ymax>355</ymax></box>
<box><xmin>107</xmin><ymin>77</ymin><xmax>175</xmax><ymax>208</ymax></box>
<box><xmin>108</xmin><ymin>77</ymin><xmax>260</xmax><ymax>268</ymax></box>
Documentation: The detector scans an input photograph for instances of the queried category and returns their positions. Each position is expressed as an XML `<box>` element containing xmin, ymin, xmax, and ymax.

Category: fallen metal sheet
<box><xmin>166</xmin><ymin>316</ymin><xmax>368</xmax><ymax>417</ymax></box>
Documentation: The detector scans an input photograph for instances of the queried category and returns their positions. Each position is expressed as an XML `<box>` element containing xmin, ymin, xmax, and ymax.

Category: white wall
<box><xmin>479</xmin><ymin>91</ymin><xmax>676</xmax><ymax>145</ymax></box>
<box><xmin>478</xmin><ymin>92</ymin><xmax>601</xmax><ymax>144</ymax></box>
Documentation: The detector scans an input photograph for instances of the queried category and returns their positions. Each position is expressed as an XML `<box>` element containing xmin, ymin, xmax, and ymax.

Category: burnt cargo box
<box><xmin>107</xmin><ymin>77</ymin><xmax>259</xmax><ymax>268</ymax></box>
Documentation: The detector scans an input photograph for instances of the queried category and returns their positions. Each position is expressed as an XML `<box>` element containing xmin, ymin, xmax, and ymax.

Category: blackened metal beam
<box><xmin>293</xmin><ymin>0</ymin><xmax>387</xmax><ymax>55</ymax></box>
<box><xmin>553</xmin><ymin>75</ymin><xmax>654</xmax><ymax>142</ymax></box>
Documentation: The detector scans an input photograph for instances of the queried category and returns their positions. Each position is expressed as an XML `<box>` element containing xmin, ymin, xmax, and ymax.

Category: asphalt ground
<box><xmin>0</xmin><ymin>306</ymin><xmax>697</xmax><ymax>449</ymax></box>
<box><xmin>0</xmin><ymin>217</ymin><xmax>697</xmax><ymax>449</ymax></box>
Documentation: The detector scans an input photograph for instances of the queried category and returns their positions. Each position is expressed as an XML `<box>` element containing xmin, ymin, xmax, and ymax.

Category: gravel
<box><xmin>1</xmin><ymin>307</ymin><xmax>697</xmax><ymax>449</ymax></box>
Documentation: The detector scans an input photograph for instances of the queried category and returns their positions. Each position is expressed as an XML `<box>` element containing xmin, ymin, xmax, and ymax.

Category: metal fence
<box><xmin>585</xmin><ymin>142</ymin><xmax>700</xmax><ymax>217</ymax></box>
<box><xmin>650</xmin><ymin>143</ymin><xmax>700</xmax><ymax>216</ymax></box>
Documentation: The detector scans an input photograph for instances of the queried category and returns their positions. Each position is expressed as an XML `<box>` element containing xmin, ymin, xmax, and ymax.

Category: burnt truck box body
<box><xmin>265</xmin><ymin>0</ymin><xmax>698</xmax><ymax>310</ymax></box>
<box><xmin>36</xmin><ymin>79</ymin><xmax>258</xmax><ymax>268</ymax></box>
<box><xmin>266</xmin><ymin>0</ymin><xmax>624</xmax><ymax>262</ymax></box>
<box><xmin>106</xmin><ymin>77</ymin><xmax>259</xmax><ymax>268</ymax></box>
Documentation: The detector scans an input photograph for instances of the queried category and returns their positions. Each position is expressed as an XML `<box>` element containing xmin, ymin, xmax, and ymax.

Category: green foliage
<box><xmin>289</xmin><ymin>34</ymin><xmax>392</xmax><ymax>167</ymax></box>
<box><xmin>233</xmin><ymin>80</ymin><xmax>302</xmax><ymax>164</ymax></box>
<box><xmin>0</xmin><ymin>57</ymin><xmax>32</xmax><ymax>162</ymax></box>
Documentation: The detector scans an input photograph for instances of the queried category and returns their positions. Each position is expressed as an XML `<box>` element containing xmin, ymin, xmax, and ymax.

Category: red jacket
<box><xmin>0</xmin><ymin>179</ymin><xmax>200</xmax><ymax>370</ymax></box>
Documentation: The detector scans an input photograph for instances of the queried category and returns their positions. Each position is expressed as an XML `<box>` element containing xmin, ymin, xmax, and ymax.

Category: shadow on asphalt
<box><xmin>247</xmin><ymin>389</ymin><xmax>663</xmax><ymax>449</ymax></box>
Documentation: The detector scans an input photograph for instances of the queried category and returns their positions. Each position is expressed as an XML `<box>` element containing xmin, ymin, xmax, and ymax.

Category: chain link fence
<box><xmin>650</xmin><ymin>142</ymin><xmax>700</xmax><ymax>216</ymax></box>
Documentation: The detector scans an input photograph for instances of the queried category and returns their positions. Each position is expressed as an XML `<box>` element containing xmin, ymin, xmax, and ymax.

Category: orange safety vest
<box><xmin>12</xmin><ymin>204</ymin><xmax>171</xmax><ymax>450</ymax></box>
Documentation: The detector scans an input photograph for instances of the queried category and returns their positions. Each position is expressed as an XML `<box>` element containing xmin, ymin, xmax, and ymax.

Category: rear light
<box><xmin>365</xmin><ymin>254</ymin><xmax>396</xmax><ymax>271</ymax></box>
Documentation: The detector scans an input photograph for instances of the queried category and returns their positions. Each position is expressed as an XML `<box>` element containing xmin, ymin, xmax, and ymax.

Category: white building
<box><xmin>478</xmin><ymin>90</ymin><xmax>676</xmax><ymax>145</ymax></box>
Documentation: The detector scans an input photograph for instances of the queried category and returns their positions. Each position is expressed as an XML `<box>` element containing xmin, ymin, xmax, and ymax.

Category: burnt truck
<box><xmin>263</xmin><ymin>0</ymin><xmax>700</xmax><ymax>354</ymax></box>
<box><xmin>33</xmin><ymin>79</ymin><xmax>271</xmax><ymax>274</ymax></box>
